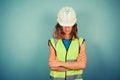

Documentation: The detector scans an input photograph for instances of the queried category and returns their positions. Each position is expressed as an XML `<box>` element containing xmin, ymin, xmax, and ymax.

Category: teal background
<box><xmin>0</xmin><ymin>0</ymin><xmax>120</xmax><ymax>80</ymax></box>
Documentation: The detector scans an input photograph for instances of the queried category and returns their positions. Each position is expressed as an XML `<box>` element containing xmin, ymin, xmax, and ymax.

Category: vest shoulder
<box><xmin>78</xmin><ymin>37</ymin><xmax>85</xmax><ymax>41</ymax></box>
<box><xmin>78</xmin><ymin>37</ymin><xmax>85</xmax><ymax>45</ymax></box>
<box><xmin>49</xmin><ymin>37</ymin><xmax>54</xmax><ymax>41</ymax></box>
<box><xmin>49</xmin><ymin>37</ymin><xmax>60</xmax><ymax>45</ymax></box>
<box><xmin>48</xmin><ymin>38</ymin><xmax>56</xmax><ymax>48</ymax></box>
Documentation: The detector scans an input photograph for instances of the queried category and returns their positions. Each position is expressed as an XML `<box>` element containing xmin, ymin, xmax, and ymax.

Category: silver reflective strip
<box><xmin>66</xmin><ymin>74</ymin><xmax>82</xmax><ymax>80</ymax></box>
<box><xmin>66</xmin><ymin>60</ymin><xmax>76</xmax><ymax>62</ymax></box>
<box><xmin>50</xmin><ymin>76</ymin><xmax>64</xmax><ymax>80</ymax></box>
<box><xmin>74</xmin><ymin>74</ymin><xmax>82</xmax><ymax>79</ymax></box>
<box><xmin>50</xmin><ymin>74</ymin><xmax>82</xmax><ymax>80</ymax></box>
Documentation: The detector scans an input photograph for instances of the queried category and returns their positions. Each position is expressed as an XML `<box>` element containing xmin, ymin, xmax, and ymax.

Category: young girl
<box><xmin>48</xmin><ymin>6</ymin><xmax>87</xmax><ymax>80</ymax></box>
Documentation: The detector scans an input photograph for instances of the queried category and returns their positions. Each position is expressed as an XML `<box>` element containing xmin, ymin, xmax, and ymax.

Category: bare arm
<box><xmin>48</xmin><ymin>42</ymin><xmax>69</xmax><ymax>71</ymax></box>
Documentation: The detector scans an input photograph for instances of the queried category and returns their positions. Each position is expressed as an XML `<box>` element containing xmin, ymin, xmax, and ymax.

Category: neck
<box><xmin>64</xmin><ymin>35</ymin><xmax>71</xmax><ymax>39</ymax></box>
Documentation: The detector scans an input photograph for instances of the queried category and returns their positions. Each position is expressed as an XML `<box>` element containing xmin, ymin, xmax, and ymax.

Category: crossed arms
<box><xmin>48</xmin><ymin>42</ymin><xmax>87</xmax><ymax>72</ymax></box>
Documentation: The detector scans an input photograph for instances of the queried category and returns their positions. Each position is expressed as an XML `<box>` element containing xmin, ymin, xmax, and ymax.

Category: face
<box><xmin>62</xmin><ymin>27</ymin><xmax>72</xmax><ymax>35</ymax></box>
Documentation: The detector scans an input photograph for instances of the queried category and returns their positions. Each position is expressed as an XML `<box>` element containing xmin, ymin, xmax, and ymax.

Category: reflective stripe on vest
<box><xmin>49</xmin><ymin>37</ymin><xmax>84</xmax><ymax>80</ymax></box>
<box><xmin>50</xmin><ymin>74</ymin><xmax>83</xmax><ymax>80</ymax></box>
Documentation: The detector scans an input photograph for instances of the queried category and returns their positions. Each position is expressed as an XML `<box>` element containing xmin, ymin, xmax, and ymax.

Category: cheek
<box><xmin>63</xmin><ymin>28</ymin><xmax>67</xmax><ymax>32</ymax></box>
<box><xmin>70</xmin><ymin>28</ymin><xmax>72</xmax><ymax>32</ymax></box>
<box><xmin>68</xmin><ymin>28</ymin><xmax>72</xmax><ymax>32</ymax></box>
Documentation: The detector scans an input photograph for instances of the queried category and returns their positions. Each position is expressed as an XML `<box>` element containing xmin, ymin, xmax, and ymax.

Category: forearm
<box><xmin>59</xmin><ymin>61</ymin><xmax>86</xmax><ymax>70</ymax></box>
<box><xmin>49</xmin><ymin>60</ymin><xmax>86</xmax><ymax>70</ymax></box>
<box><xmin>49</xmin><ymin>66</ymin><xmax>69</xmax><ymax>72</ymax></box>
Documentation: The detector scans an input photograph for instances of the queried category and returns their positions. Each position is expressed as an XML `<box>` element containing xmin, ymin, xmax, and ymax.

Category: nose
<box><xmin>65</xmin><ymin>27</ymin><xmax>70</xmax><ymax>31</ymax></box>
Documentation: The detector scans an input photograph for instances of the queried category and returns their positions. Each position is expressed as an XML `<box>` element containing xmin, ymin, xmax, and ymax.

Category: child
<box><xmin>48</xmin><ymin>6</ymin><xmax>87</xmax><ymax>80</ymax></box>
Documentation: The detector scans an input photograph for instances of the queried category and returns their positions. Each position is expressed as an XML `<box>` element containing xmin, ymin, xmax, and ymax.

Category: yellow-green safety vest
<box><xmin>48</xmin><ymin>37</ymin><xmax>85</xmax><ymax>80</ymax></box>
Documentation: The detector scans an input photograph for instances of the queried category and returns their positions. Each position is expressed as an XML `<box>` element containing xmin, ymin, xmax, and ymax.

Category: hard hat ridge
<box><xmin>57</xmin><ymin>6</ymin><xmax>77</xmax><ymax>27</ymax></box>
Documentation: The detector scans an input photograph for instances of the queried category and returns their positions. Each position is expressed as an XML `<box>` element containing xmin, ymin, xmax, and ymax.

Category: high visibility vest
<box><xmin>49</xmin><ymin>37</ymin><xmax>85</xmax><ymax>80</ymax></box>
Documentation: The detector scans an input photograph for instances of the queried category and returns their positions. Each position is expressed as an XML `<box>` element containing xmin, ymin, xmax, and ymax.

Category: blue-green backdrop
<box><xmin>0</xmin><ymin>0</ymin><xmax>120</xmax><ymax>80</ymax></box>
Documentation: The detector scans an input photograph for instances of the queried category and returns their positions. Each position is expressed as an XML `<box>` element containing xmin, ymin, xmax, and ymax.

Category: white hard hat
<box><xmin>57</xmin><ymin>6</ymin><xmax>77</xmax><ymax>27</ymax></box>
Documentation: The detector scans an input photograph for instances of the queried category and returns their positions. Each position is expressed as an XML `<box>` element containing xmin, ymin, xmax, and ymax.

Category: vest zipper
<box><xmin>65</xmin><ymin>51</ymin><xmax>67</xmax><ymax>80</ymax></box>
<box><xmin>62</xmin><ymin>39</ymin><xmax>72</xmax><ymax>80</ymax></box>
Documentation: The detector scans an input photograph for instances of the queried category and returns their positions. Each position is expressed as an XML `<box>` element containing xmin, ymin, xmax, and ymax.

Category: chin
<box><xmin>65</xmin><ymin>33</ymin><xmax>70</xmax><ymax>35</ymax></box>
